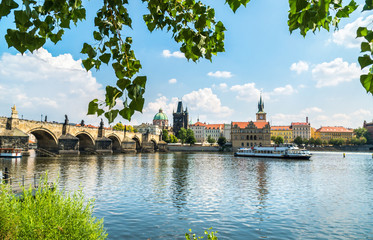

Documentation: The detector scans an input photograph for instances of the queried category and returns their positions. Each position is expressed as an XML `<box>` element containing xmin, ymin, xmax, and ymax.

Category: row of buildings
<box><xmin>135</xmin><ymin>96</ymin><xmax>357</xmax><ymax>150</ymax></box>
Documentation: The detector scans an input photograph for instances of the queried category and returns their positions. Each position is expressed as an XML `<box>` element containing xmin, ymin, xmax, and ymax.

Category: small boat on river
<box><xmin>234</xmin><ymin>144</ymin><xmax>311</xmax><ymax>160</ymax></box>
<box><xmin>0</xmin><ymin>148</ymin><xmax>22</xmax><ymax>158</ymax></box>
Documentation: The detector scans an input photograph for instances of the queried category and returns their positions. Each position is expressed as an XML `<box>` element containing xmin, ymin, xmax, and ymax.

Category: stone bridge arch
<box><xmin>107</xmin><ymin>134</ymin><xmax>121</xmax><ymax>153</ymax></box>
<box><xmin>150</xmin><ymin>138</ymin><xmax>158</xmax><ymax>151</ymax></box>
<box><xmin>75</xmin><ymin>131</ymin><xmax>95</xmax><ymax>153</ymax></box>
<box><xmin>132</xmin><ymin>136</ymin><xmax>141</xmax><ymax>152</ymax></box>
<box><xmin>28</xmin><ymin>128</ymin><xmax>59</xmax><ymax>152</ymax></box>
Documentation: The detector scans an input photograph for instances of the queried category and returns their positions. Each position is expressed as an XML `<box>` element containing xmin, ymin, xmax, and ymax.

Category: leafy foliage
<box><xmin>3</xmin><ymin>0</ymin><xmax>373</xmax><ymax>123</ymax></box>
<box><xmin>162</xmin><ymin>129</ymin><xmax>170</xmax><ymax>143</ymax></box>
<box><xmin>274</xmin><ymin>136</ymin><xmax>284</xmax><ymax>145</ymax></box>
<box><xmin>288</xmin><ymin>0</ymin><xmax>373</xmax><ymax>95</ymax></box>
<box><xmin>178</xmin><ymin>127</ymin><xmax>187</xmax><ymax>144</ymax></box>
<box><xmin>0</xmin><ymin>176</ymin><xmax>106</xmax><ymax>239</ymax></box>
<box><xmin>1</xmin><ymin>0</ymin><xmax>251</xmax><ymax>123</ymax></box>
<box><xmin>207</xmin><ymin>135</ymin><xmax>216</xmax><ymax>144</ymax></box>
<box><xmin>185</xmin><ymin>228</ymin><xmax>218</xmax><ymax>240</ymax></box>
<box><xmin>293</xmin><ymin>136</ymin><xmax>303</xmax><ymax>146</ymax></box>
<box><xmin>113</xmin><ymin>122</ymin><xmax>134</xmax><ymax>132</ymax></box>
<box><xmin>185</xmin><ymin>129</ymin><xmax>196</xmax><ymax>145</ymax></box>
<box><xmin>169</xmin><ymin>133</ymin><xmax>178</xmax><ymax>143</ymax></box>
<box><xmin>329</xmin><ymin>138</ymin><xmax>346</xmax><ymax>146</ymax></box>
<box><xmin>217</xmin><ymin>136</ymin><xmax>227</xmax><ymax>147</ymax></box>
<box><xmin>315</xmin><ymin>137</ymin><xmax>322</xmax><ymax>146</ymax></box>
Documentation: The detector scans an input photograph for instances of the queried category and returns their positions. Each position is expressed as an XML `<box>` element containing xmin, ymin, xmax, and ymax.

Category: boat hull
<box><xmin>0</xmin><ymin>153</ymin><xmax>22</xmax><ymax>158</ymax></box>
<box><xmin>234</xmin><ymin>153</ymin><xmax>311</xmax><ymax>160</ymax></box>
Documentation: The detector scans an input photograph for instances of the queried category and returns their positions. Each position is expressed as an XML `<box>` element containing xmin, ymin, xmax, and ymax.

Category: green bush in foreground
<box><xmin>0</xmin><ymin>176</ymin><xmax>107</xmax><ymax>240</ymax></box>
<box><xmin>185</xmin><ymin>228</ymin><xmax>218</xmax><ymax>240</ymax></box>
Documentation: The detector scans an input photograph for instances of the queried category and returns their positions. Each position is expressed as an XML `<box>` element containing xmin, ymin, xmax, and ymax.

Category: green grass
<box><xmin>0</xmin><ymin>176</ymin><xmax>107</xmax><ymax>240</ymax></box>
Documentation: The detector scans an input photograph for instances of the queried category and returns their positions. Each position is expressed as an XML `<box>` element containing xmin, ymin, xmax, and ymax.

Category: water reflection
<box><xmin>171</xmin><ymin>153</ymin><xmax>189</xmax><ymax>210</ymax></box>
<box><xmin>1</xmin><ymin>152</ymin><xmax>373</xmax><ymax>239</ymax></box>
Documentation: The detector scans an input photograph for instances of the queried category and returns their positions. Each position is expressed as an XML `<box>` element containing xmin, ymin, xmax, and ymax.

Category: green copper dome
<box><xmin>153</xmin><ymin>109</ymin><xmax>168</xmax><ymax>120</ymax></box>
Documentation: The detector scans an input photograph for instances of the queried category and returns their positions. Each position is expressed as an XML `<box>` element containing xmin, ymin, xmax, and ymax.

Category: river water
<box><xmin>1</xmin><ymin>152</ymin><xmax>373</xmax><ymax>239</ymax></box>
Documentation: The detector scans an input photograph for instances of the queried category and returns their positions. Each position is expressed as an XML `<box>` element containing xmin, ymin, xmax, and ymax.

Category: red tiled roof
<box><xmin>190</xmin><ymin>121</ymin><xmax>207</xmax><ymax>127</ymax></box>
<box><xmin>206</xmin><ymin>124</ymin><xmax>224</xmax><ymax>129</ymax></box>
<box><xmin>232</xmin><ymin>121</ymin><xmax>269</xmax><ymax>129</ymax></box>
<box><xmin>316</xmin><ymin>126</ymin><xmax>353</xmax><ymax>133</ymax></box>
<box><xmin>271</xmin><ymin>126</ymin><xmax>291</xmax><ymax>131</ymax></box>
<box><xmin>291</xmin><ymin>122</ymin><xmax>309</xmax><ymax>126</ymax></box>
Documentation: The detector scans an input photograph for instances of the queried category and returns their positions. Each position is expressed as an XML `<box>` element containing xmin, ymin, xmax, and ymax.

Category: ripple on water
<box><xmin>2</xmin><ymin>152</ymin><xmax>373</xmax><ymax>239</ymax></box>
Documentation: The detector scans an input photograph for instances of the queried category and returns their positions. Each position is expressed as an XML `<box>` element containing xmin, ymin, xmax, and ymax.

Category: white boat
<box><xmin>0</xmin><ymin>148</ymin><xmax>22</xmax><ymax>158</ymax></box>
<box><xmin>234</xmin><ymin>144</ymin><xmax>311</xmax><ymax>160</ymax></box>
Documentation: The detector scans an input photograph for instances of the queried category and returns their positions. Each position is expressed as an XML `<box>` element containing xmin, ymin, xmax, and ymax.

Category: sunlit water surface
<box><xmin>1</xmin><ymin>152</ymin><xmax>373</xmax><ymax>239</ymax></box>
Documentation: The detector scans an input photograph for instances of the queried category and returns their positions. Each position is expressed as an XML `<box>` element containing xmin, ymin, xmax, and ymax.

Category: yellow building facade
<box><xmin>270</xmin><ymin>126</ymin><xmax>292</xmax><ymax>143</ymax></box>
<box><xmin>316</xmin><ymin>126</ymin><xmax>354</xmax><ymax>141</ymax></box>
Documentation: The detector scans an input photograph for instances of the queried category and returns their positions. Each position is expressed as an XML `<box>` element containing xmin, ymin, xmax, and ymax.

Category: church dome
<box><xmin>153</xmin><ymin>109</ymin><xmax>168</xmax><ymax>120</ymax></box>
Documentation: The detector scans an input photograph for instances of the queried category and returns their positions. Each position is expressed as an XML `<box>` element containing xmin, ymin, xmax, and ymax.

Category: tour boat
<box><xmin>234</xmin><ymin>144</ymin><xmax>311</xmax><ymax>160</ymax></box>
<box><xmin>0</xmin><ymin>148</ymin><xmax>22</xmax><ymax>158</ymax></box>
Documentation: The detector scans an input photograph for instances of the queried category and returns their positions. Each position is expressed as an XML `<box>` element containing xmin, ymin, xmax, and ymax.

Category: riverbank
<box><xmin>307</xmin><ymin>144</ymin><xmax>373</xmax><ymax>153</ymax></box>
<box><xmin>167</xmin><ymin>144</ymin><xmax>373</xmax><ymax>153</ymax></box>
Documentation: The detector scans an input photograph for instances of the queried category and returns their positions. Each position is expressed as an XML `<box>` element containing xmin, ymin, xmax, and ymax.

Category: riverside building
<box><xmin>270</xmin><ymin>126</ymin><xmax>292</xmax><ymax>143</ymax></box>
<box><xmin>231</xmin><ymin>95</ymin><xmax>271</xmax><ymax>151</ymax></box>
<box><xmin>291</xmin><ymin>118</ymin><xmax>311</xmax><ymax>140</ymax></box>
<box><xmin>315</xmin><ymin>126</ymin><xmax>354</xmax><ymax>142</ymax></box>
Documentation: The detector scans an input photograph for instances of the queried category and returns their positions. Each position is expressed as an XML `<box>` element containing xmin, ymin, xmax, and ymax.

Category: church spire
<box><xmin>258</xmin><ymin>93</ymin><xmax>264</xmax><ymax>112</ymax></box>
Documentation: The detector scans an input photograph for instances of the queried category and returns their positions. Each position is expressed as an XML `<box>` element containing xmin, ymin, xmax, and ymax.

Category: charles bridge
<box><xmin>0</xmin><ymin>106</ymin><xmax>167</xmax><ymax>156</ymax></box>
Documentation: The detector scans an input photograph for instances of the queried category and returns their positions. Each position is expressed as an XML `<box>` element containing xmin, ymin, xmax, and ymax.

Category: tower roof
<box><xmin>176</xmin><ymin>101</ymin><xmax>183</xmax><ymax>113</ymax></box>
<box><xmin>153</xmin><ymin>109</ymin><xmax>168</xmax><ymax>120</ymax></box>
<box><xmin>258</xmin><ymin>93</ymin><xmax>264</xmax><ymax>113</ymax></box>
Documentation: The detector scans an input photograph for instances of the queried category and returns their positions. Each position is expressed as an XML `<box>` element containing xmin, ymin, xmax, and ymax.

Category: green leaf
<box><xmin>117</xmin><ymin>78</ymin><xmax>131</xmax><ymax>91</ymax></box>
<box><xmin>361</xmin><ymin>42</ymin><xmax>371</xmax><ymax>53</ymax></box>
<box><xmin>358</xmin><ymin>55</ymin><xmax>373</xmax><ymax>69</ymax></box>
<box><xmin>87</xmin><ymin>99</ymin><xmax>99</xmax><ymax>115</ymax></box>
<box><xmin>112</xmin><ymin>62</ymin><xmax>125</xmax><ymax>79</ymax></box>
<box><xmin>105</xmin><ymin>110</ymin><xmax>119</xmax><ymax>123</ymax></box>
<box><xmin>133</xmin><ymin>76</ymin><xmax>147</xmax><ymax>88</ymax></box>
<box><xmin>99</xmin><ymin>53</ymin><xmax>111</xmax><ymax>64</ymax></box>
<box><xmin>82</xmin><ymin>58</ymin><xmax>94</xmax><ymax>71</ymax></box>
<box><xmin>93</xmin><ymin>31</ymin><xmax>102</xmax><ymax>41</ymax></box>
<box><xmin>363</xmin><ymin>0</ymin><xmax>373</xmax><ymax>11</ymax></box>
<box><xmin>119</xmin><ymin>108</ymin><xmax>134</xmax><ymax>121</ymax></box>
<box><xmin>0</xmin><ymin>0</ymin><xmax>18</xmax><ymax>19</ymax></box>
<box><xmin>357</xmin><ymin>27</ymin><xmax>368</xmax><ymax>37</ymax></box>
<box><xmin>14</xmin><ymin>10</ymin><xmax>30</xmax><ymax>25</ymax></box>
<box><xmin>129</xmin><ymin>97</ymin><xmax>145</xmax><ymax>112</ymax></box>
<box><xmin>81</xmin><ymin>43</ymin><xmax>96</xmax><ymax>58</ymax></box>
<box><xmin>360</xmin><ymin>73</ymin><xmax>373</xmax><ymax>93</ymax></box>
<box><xmin>105</xmin><ymin>86</ymin><xmax>123</xmax><ymax>109</ymax></box>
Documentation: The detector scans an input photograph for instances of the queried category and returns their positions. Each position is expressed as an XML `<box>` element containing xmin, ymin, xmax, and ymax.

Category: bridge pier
<box><xmin>121</xmin><ymin>136</ymin><xmax>137</xmax><ymax>153</ymax></box>
<box><xmin>58</xmin><ymin>134</ymin><xmax>79</xmax><ymax>155</ymax></box>
<box><xmin>95</xmin><ymin>137</ymin><xmax>113</xmax><ymax>154</ymax></box>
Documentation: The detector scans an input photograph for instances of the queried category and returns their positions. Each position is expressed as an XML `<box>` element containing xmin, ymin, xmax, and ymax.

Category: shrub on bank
<box><xmin>0</xmin><ymin>177</ymin><xmax>107</xmax><ymax>240</ymax></box>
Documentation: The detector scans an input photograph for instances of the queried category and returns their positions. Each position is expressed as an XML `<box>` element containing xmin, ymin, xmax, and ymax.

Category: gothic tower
<box><xmin>256</xmin><ymin>94</ymin><xmax>267</xmax><ymax>122</ymax></box>
<box><xmin>173</xmin><ymin>100</ymin><xmax>189</xmax><ymax>136</ymax></box>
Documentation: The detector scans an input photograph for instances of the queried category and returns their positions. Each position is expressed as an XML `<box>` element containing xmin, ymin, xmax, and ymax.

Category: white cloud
<box><xmin>300</xmin><ymin>107</ymin><xmax>323</xmax><ymax>115</ymax></box>
<box><xmin>219</xmin><ymin>83</ymin><xmax>228</xmax><ymax>90</ymax></box>
<box><xmin>311</xmin><ymin>58</ymin><xmax>362</xmax><ymax>87</ymax></box>
<box><xmin>230</xmin><ymin>82</ymin><xmax>261</xmax><ymax>102</ymax></box>
<box><xmin>207</xmin><ymin>71</ymin><xmax>233</xmax><ymax>78</ymax></box>
<box><xmin>271</xmin><ymin>84</ymin><xmax>296</xmax><ymax>95</ymax></box>
<box><xmin>290</xmin><ymin>61</ymin><xmax>309</xmax><ymax>74</ymax></box>
<box><xmin>143</xmin><ymin>96</ymin><xmax>179</xmax><ymax>119</ymax></box>
<box><xmin>332</xmin><ymin>15</ymin><xmax>373</xmax><ymax>48</ymax></box>
<box><xmin>0</xmin><ymin>48</ymin><xmax>104</xmax><ymax>124</ymax></box>
<box><xmin>162</xmin><ymin>49</ymin><xmax>185</xmax><ymax>58</ymax></box>
<box><xmin>168</xmin><ymin>78</ymin><xmax>177</xmax><ymax>84</ymax></box>
<box><xmin>142</xmin><ymin>89</ymin><xmax>233</xmax><ymax>124</ymax></box>
<box><xmin>183</xmin><ymin>88</ymin><xmax>233</xmax><ymax>118</ymax></box>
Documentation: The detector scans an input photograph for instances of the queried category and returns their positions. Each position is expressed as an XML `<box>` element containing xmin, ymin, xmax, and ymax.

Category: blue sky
<box><xmin>1</xmin><ymin>0</ymin><xmax>373</xmax><ymax>129</ymax></box>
